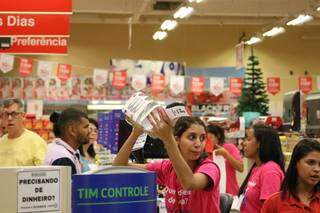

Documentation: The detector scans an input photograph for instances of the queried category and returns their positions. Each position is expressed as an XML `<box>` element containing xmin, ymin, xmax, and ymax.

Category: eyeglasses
<box><xmin>2</xmin><ymin>111</ymin><xmax>24</xmax><ymax>119</ymax></box>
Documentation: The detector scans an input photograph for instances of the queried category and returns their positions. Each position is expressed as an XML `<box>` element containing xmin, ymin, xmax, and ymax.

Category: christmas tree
<box><xmin>237</xmin><ymin>50</ymin><xmax>269</xmax><ymax>116</ymax></box>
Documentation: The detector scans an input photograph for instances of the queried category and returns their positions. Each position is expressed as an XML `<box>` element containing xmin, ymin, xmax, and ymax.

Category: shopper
<box><xmin>238</xmin><ymin>124</ymin><xmax>285</xmax><ymax>213</ymax></box>
<box><xmin>113</xmin><ymin>112</ymin><xmax>221</xmax><ymax>213</ymax></box>
<box><xmin>79</xmin><ymin>118</ymin><xmax>101</xmax><ymax>172</ymax></box>
<box><xmin>44</xmin><ymin>108</ymin><xmax>90</xmax><ymax>175</ymax></box>
<box><xmin>261</xmin><ymin>138</ymin><xmax>320</xmax><ymax>213</ymax></box>
<box><xmin>0</xmin><ymin>98</ymin><xmax>47</xmax><ymax>166</ymax></box>
<box><xmin>207</xmin><ymin>124</ymin><xmax>243</xmax><ymax>195</ymax></box>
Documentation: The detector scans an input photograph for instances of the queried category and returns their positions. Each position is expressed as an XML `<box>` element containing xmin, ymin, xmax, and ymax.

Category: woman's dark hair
<box><xmin>49</xmin><ymin>111</ymin><xmax>61</xmax><ymax>137</ymax></box>
<box><xmin>174</xmin><ymin>116</ymin><xmax>207</xmax><ymax>163</ymax></box>
<box><xmin>281</xmin><ymin>138</ymin><xmax>320</xmax><ymax>201</ymax></box>
<box><xmin>174</xmin><ymin>116</ymin><xmax>207</xmax><ymax>138</ymax></box>
<box><xmin>79</xmin><ymin>118</ymin><xmax>99</xmax><ymax>159</ymax></box>
<box><xmin>207</xmin><ymin>124</ymin><xmax>225</xmax><ymax>145</ymax></box>
<box><xmin>239</xmin><ymin>124</ymin><xmax>285</xmax><ymax>195</ymax></box>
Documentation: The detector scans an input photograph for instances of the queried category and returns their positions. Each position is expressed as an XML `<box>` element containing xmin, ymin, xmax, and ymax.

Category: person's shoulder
<box><xmin>198</xmin><ymin>158</ymin><xmax>219</xmax><ymax>170</ymax></box>
<box><xmin>222</xmin><ymin>142</ymin><xmax>238</xmax><ymax>150</ymax></box>
<box><xmin>262</xmin><ymin>192</ymin><xmax>282</xmax><ymax>211</ymax></box>
<box><xmin>261</xmin><ymin>161</ymin><xmax>283</xmax><ymax>174</ymax></box>
<box><xmin>24</xmin><ymin>129</ymin><xmax>45</xmax><ymax>141</ymax></box>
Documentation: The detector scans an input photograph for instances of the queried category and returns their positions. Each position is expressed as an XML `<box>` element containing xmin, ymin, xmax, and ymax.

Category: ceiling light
<box><xmin>262</xmin><ymin>27</ymin><xmax>286</xmax><ymax>37</ymax></box>
<box><xmin>153</xmin><ymin>31</ymin><xmax>168</xmax><ymax>40</ymax></box>
<box><xmin>317</xmin><ymin>6</ymin><xmax>320</xmax><ymax>11</ymax></box>
<box><xmin>160</xmin><ymin>20</ymin><xmax>178</xmax><ymax>31</ymax></box>
<box><xmin>245</xmin><ymin>37</ymin><xmax>262</xmax><ymax>45</ymax></box>
<box><xmin>173</xmin><ymin>6</ymin><xmax>194</xmax><ymax>19</ymax></box>
<box><xmin>189</xmin><ymin>0</ymin><xmax>204</xmax><ymax>3</ymax></box>
<box><xmin>286</xmin><ymin>14</ymin><xmax>313</xmax><ymax>26</ymax></box>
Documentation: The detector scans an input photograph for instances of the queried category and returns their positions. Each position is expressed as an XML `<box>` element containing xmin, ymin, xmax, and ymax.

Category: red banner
<box><xmin>19</xmin><ymin>58</ymin><xmax>33</xmax><ymax>77</ymax></box>
<box><xmin>112</xmin><ymin>70</ymin><xmax>127</xmax><ymax>90</ymax></box>
<box><xmin>0</xmin><ymin>0</ymin><xmax>72</xmax><ymax>13</ymax></box>
<box><xmin>57</xmin><ymin>64</ymin><xmax>71</xmax><ymax>81</ymax></box>
<box><xmin>267</xmin><ymin>77</ymin><xmax>280</xmax><ymax>95</ymax></box>
<box><xmin>151</xmin><ymin>74</ymin><xmax>165</xmax><ymax>93</ymax></box>
<box><xmin>299</xmin><ymin>76</ymin><xmax>312</xmax><ymax>94</ymax></box>
<box><xmin>0</xmin><ymin>14</ymin><xmax>69</xmax><ymax>36</ymax></box>
<box><xmin>0</xmin><ymin>37</ymin><xmax>68</xmax><ymax>54</ymax></box>
<box><xmin>190</xmin><ymin>77</ymin><xmax>205</xmax><ymax>95</ymax></box>
<box><xmin>229</xmin><ymin>77</ymin><xmax>243</xmax><ymax>96</ymax></box>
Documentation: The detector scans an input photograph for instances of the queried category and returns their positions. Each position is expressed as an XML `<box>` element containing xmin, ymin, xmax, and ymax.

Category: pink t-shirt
<box><xmin>146</xmin><ymin>158</ymin><xmax>221</xmax><ymax>213</ymax></box>
<box><xmin>240</xmin><ymin>161</ymin><xmax>284</xmax><ymax>213</ymax></box>
<box><xmin>223</xmin><ymin>143</ymin><xmax>242</xmax><ymax>195</ymax></box>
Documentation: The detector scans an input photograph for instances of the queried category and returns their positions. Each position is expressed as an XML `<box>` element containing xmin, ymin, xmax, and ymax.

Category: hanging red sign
<box><xmin>299</xmin><ymin>76</ymin><xmax>312</xmax><ymax>94</ymax></box>
<box><xmin>0</xmin><ymin>14</ymin><xmax>70</xmax><ymax>36</ymax></box>
<box><xmin>18</xmin><ymin>58</ymin><xmax>33</xmax><ymax>77</ymax></box>
<box><xmin>267</xmin><ymin>77</ymin><xmax>280</xmax><ymax>95</ymax></box>
<box><xmin>229</xmin><ymin>77</ymin><xmax>243</xmax><ymax>96</ymax></box>
<box><xmin>112</xmin><ymin>70</ymin><xmax>127</xmax><ymax>90</ymax></box>
<box><xmin>0</xmin><ymin>0</ymin><xmax>72</xmax><ymax>13</ymax></box>
<box><xmin>57</xmin><ymin>63</ymin><xmax>71</xmax><ymax>81</ymax></box>
<box><xmin>0</xmin><ymin>37</ymin><xmax>68</xmax><ymax>54</ymax></box>
<box><xmin>151</xmin><ymin>74</ymin><xmax>165</xmax><ymax>93</ymax></box>
<box><xmin>190</xmin><ymin>77</ymin><xmax>205</xmax><ymax>95</ymax></box>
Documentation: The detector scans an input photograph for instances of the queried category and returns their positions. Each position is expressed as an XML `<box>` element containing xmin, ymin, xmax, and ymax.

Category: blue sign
<box><xmin>72</xmin><ymin>172</ymin><xmax>157</xmax><ymax>213</ymax></box>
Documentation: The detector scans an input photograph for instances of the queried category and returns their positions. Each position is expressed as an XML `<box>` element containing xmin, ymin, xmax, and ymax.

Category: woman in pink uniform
<box><xmin>113</xmin><ymin>112</ymin><xmax>221</xmax><ymax>213</ymax></box>
<box><xmin>239</xmin><ymin>124</ymin><xmax>285</xmax><ymax>213</ymax></box>
<box><xmin>208</xmin><ymin>124</ymin><xmax>243</xmax><ymax>195</ymax></box>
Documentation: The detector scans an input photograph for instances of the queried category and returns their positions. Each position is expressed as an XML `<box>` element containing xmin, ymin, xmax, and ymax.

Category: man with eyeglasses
<box><xmin>0</xmin><ymin>98</ymin><xmax>47</xmax><ymax>166</ymax></box>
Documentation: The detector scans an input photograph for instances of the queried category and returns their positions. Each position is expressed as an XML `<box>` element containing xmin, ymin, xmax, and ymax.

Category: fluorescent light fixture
<box><xmin>317</xmin><ymin>6</ymin><xmax>320</xmax><ymax>11</ymax></box>
<box><xmin>245</xmin><ymin>37</ymin><xmax>262</xmax><ymax>45</ymax></box>
<box><xmin>286</xmin><ymin>14</ymin><xmax>313</xmax><ymax>26</ymax></box>
<box><xmin>262</xmin><ymin>27</ymin><xmax>286</xmax><ymax>37</ymax></box>
<box><xmin>160</xmin><ymin>20</ymin><xmax>178</xmax><ymax>31</ymax></box>
<box><xmin>173</xmin><ymin>6</ymin><xmax>194</xmax><ymax>19</ymax></box>
<box><xmin>87</xmin><ymin>104</ymin><xmax>124</xmax><ymax>110</ymax></box>
<box><xmin>189</xmin><ymin>0</ymin><xmax>204</xmax><ymax>3</ymax></box>
<box><xmin>153</xmin><ymin>31</ymin><xmax>168</xmax><ymax>40</ymax></box>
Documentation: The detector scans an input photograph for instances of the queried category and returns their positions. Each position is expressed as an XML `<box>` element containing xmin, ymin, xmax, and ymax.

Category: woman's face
<box><xmin>297</xmin><ymin>151</ymin><xmax>320</xmax><ymax>188</ymax></box>
<box><xmin>88</xmin><ymin>123</ymin><xmax>98</xmax><ymax>144</ymax></box>
<box><xmin>176</xmin><ymin>124</ymin><xmax>206</xmax><ymax>161</ymax></box>
<box><xmin>243</xmin><ymin>128</ymin><xmax>259</xmax><ymax>159</ymax></box>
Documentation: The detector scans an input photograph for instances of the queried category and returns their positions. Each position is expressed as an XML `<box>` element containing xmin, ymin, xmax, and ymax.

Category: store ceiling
<box><xmin>72</xmin><ymin>0</ymin><xmax>320</xmax><ymax>26</ymax></box>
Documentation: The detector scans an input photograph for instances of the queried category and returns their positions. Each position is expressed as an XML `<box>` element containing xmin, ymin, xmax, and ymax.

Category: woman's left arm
<box><xmin>215</xmin><ymin>145</ymin><xmax>244</xmax><ymax>172</ymax></box>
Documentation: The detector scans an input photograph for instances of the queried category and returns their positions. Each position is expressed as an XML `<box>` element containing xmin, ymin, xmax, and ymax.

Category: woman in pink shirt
<box><xmin>113</xmin><ymin>113</ymin><xmax>221</xmax><ymax>213</ymax></box>
<box><xmin>239</xmin><ymin>124</ymin><xmax>285</xmax><ymax>213</ymax></box>
<box><xmin>207</xmin><ymin>124</ymin><xmax>244</xmax><ymax>195</ymax></box>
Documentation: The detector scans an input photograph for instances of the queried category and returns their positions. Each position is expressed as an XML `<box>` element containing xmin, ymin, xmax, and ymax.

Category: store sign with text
<box><xmin>112</xmin><ymin>70</ymin><xmax>127</xmax><ymax>90</ymax></box>
<box><xmin>0</xmin><ymin>0</ymin><xmax>72</xmax><ymax>13</ymax></box>
<box><xmin>190</xmin><ymin>76</ymin><xmax>205</xmax><ymax>95</ymax></box>
<box><xmin>19</xmin><ymin>58</ymin><xmax>33</xmax><ymax>77</ymax></box>
<box><xmin>229</xmin><ymin>77</ymin><xmax>243</xmax><ymax>96</ymax></box>
<box><xmin>267</xmin><ymin>77</ymin><xmax>280</xmax><ymax>95</ymax></box>
<box><xmin>57</xmin><ymin>63</ymin><xmax>72</xmax><ymax>81</ymax></box>
<box><xmin>0</xmin><ymin>14</ymin><xmax>69</xmax><ymax>36</ymax></box>
<box><xmin>299</xmin><ymin>76</ymin><xmax>312</xmax><ymax>94</ymax></box>
<box><xmin>72</xmin><ymin>172</ymin><xmax>157</xmax><ymax>213</ymax></box>
<box><xmin>191</xmin><ymin>104</ymin><xmax>231</xmax><ymax>116</ymax></box>
<box><xmin>1</xmin><ymin>37</ymin><xmax>68</xmax><ymax>54</ymax></box>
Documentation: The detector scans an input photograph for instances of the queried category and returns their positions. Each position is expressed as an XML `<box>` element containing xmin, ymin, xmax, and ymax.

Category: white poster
<box><xmin>37</xmin><ymin>61</ymin><xmax>53</xmax><ymax>80</ymax></box>
<box><xmin>317</xmin><ymin>76</ymin><xmax>320</xmax><ymax>90</ymax></box>
<box><xmin>235</xmin><ymin>42</ymin><xmax>245</xmax><ymax>70</ymax></box>
<box><xmin>169</xmin><ymin>75</ymin><xmax>185</xmax><ymax>95</ymax></box>
<box><xmin>0</xmin><ymin>54</ymin><xmax>14</xmax><ymax>73</ymax></box>
<box><xmin>27</xmin><ymin>100</ymin><xmax>43</xmax><ymax>119</ymax></box>
<box><xmin>131</xmin><ymin>74</ymin><xmax>146</xmax><ymax>91</ymax></box>
<box><xmin>93</xmin><ymin>68</ymin><xmax>108</xmax><ymax>86</ymax></box>
<box><xmin>17</xmin><ymin>169</ymin><xmax>60</xmax><ymax>212</ymax></box>
<box><xmin>210</xmin><ymin>77</ymin><xmax>225</xmax><ymax>96</ymax></box>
